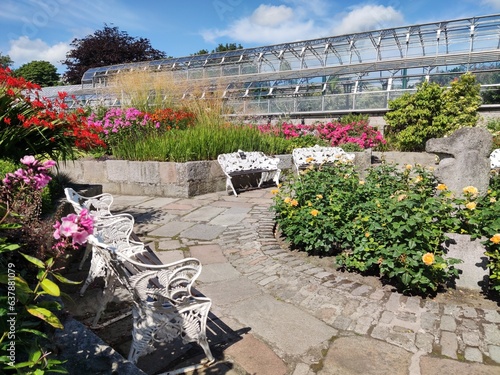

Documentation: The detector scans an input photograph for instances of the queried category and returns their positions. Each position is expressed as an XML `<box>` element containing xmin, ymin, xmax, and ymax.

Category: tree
<box><xmin>193</xmin><ymin>43</ymin><xmax>243</xmax><ymax>56</ymax></box>
<box><xmin>62</xmin><ymin>25</ymin><xmax>167</xmax><ymax>84</ymax></box>
<box><xmin>0</xmin><ymin>53</ymin><xmax>13</xmax><ymax>68</ymax></box>
<box><xmin>384</xmin><ymin>73</ymin><xmax>481</xmax><ymax>151</ymax></box>
<box><xmin>13</xmin><ymin>61</ymin><xmax>59</xmax><ymax>87</ymax></box>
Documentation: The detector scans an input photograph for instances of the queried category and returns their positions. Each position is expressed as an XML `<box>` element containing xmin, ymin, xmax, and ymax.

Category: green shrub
<box><xmin>384</xmin><ymin>73</ymin><xmax>481</xmax><ymax>151</ymax></box>
<box><xmin>274</xmin><ymin>163</ymin><xmax>500</xmax><ymax>295</ymax></box>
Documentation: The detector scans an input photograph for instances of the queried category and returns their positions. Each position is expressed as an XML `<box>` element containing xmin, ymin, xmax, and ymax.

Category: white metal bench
<box><xmin>292</xmin><ymin>145</ymin><xmax>355</xmax><ymax>174</ymax></box>
<box><xmin>217</xmin><ymin>149</ymin><xmax>281</xmax><ymax>196</ymax></box>
<box><xmin>64</xmin><ymin>189</ymin><xmax>215</xmax><ymax>371</ymax></box>
<box><xmin>491</xmin><ymin>148</ymin><xmax>500</xmax><ymax>169</ymax></box>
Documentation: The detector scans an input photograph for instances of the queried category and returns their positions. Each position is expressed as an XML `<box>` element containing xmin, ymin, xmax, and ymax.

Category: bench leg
<box><xmin>226</xmin><ymin>176</ymin><xmax>238</xmax><ymax>196</ymax></box>
<box><xmin>78</xmin><ymin>243</ymin><xmax>92</xmax><ymax>270</ymax></box>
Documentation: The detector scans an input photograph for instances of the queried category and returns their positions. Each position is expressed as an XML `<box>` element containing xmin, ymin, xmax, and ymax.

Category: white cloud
<box><xmin>201</xmin><ymin>3</ymin><xmax>326</xmax><ymax>45</ymax></box>
<box><xmin>481</xmin><ymin>0</ymin><xmax>500</xmax><ymax>9</ymax></box>
<box><xmin>332</xmin><ymin>5</ymin><xmax>405</xmax><ymax>35</ymax></box>
<box><xmin>8</xmin><ymin>36</ymin><xmax>69</xmax><ymax>71</ymax></box>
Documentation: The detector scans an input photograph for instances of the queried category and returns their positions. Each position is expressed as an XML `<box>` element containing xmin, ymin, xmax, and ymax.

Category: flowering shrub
<box><xmin>0</xmin><ymin>67</ymin><xmax>105</xmax><ymax>161</ymax></box>
<box><xmin>257</xmin><ymin>119</ymin><xmax>386</xmax><ymax>150</ymax></box>
<box><xmin>88</xmin><ymin>107</ymin><xmax>197</xmax><ymax>152</ymax></box>
<box><xmin>274</xmin><ymin>162</ymin><xmax>500</xmax><ymax>294</ymax></box>
<box><xmin>52</xmin><ymin>209</ymin><xmax>94</xmax><ymax>253</ymax></box>
<box><xmin>0</xmin><ymin>156</ymin><xmax>86</xmax><ymax>374</ymax></box>
<box><xmin>1</xmin><ymin>155</ymin><xmax>56</xmax><ymax>225</ymax></box>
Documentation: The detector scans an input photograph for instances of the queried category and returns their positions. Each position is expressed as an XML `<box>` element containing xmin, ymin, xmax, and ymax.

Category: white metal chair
<box><xmin>88</xmin><ymin>235</ymin><xmax>215</xmax><ymax>371</ymax></box>
<box><xmin>491</xmin><ymin>148</ymin><xmax>500</xmax><ymax>169</ymax></box>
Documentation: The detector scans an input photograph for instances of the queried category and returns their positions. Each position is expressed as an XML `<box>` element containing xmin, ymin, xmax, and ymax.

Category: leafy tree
<box><xmin>0</xmin><ymin>53</ymin><xmax>13</xmax><ymax>68</ymax></box>
<box><xmin>62</xmin><ymin>25</ymin><xmax>167</xmax><ymax>84</ymax></box>
<box><xmin>384</xmin><ymin>73</ymin><xmax>481</xmax><ymax>151</ymax></box>
<box><xmin>13</xmin><ymin>60</ymin><xmax>59</xmax><ymax>87</ymax></box>
<box><xmin>193</xmin><ymin>43</ymin><xmax>243</xmax><ymax>56</ymax></box>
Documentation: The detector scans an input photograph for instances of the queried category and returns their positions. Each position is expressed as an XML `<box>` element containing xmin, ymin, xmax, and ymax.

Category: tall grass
<box><xmin>111</xmin><ymin>122</ymin><xmax>292</xmax><ymax>161</ymax></box>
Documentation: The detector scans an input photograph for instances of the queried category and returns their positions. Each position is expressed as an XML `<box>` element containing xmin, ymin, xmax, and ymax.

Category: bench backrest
<box><xmin>292</xmin><ymin>145</ymin><xmax>355</xmax><ymax>169</ymax></box>
<box><xmin>217</xmin><ymin>150</ymin><xmax>279</xmax><ymax>174</ymax></box>
<box><xmin>64</xmin><ymin>187</ymin><xmax>113</xmax><ymax>218</ymax></box>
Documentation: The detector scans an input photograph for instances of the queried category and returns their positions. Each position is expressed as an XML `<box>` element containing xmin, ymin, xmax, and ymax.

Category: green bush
<box><xmin>272</xmin><ymin>161</ymin><xmax>500</xmax><ymax>295</ymax></box>
<box><xmin>384</xmin><ymin>73</ymin><xmax>481</xmax><ymax>151</ymax></box>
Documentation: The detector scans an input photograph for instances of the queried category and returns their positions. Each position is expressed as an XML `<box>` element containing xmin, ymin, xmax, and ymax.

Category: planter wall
<box><xmin>58</xmin><ymin>151</ymin><xmax>438</xmax><ymax>198</ymax></box>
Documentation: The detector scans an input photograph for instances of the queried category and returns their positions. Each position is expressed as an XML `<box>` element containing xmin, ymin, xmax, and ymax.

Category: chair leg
<box><xmin>226</xmin><ymin>177</ymin><xmax>238</xmax><ymax>196</ymax></box>
<box><xmin>78</xmin><ymin>243</ymin><xmax>92</xmax><ymax>270</ymax></box>
<box><xmin>90</xmin><ymin>276</ymin><xmax>117</xmax><ymax>328</ymax></box>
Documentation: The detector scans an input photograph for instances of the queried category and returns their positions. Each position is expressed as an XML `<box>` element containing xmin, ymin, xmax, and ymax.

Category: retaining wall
<box><xmin>58</xmin><ymin>151</ymin><xmax>438</xmax><ymax>198</ymax></box>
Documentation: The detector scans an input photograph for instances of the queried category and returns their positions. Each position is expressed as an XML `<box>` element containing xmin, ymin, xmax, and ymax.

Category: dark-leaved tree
<box><xmin>62</xmin><ymin>25</ymin><xmax>167</xmax><ymax>84</ymax></box>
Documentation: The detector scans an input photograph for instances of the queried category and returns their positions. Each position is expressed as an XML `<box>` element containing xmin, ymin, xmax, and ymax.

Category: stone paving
<box><xmin>67</xmin><ymin>187</ymin><xmax>500</xmax><ymax>375</ymax></box>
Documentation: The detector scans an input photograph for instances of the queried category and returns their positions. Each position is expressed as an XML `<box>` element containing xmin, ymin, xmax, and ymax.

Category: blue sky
<box><xmin>1</xmin><ymin>0</ymin><xmax>500</xmax><ymax>74</ymax></box>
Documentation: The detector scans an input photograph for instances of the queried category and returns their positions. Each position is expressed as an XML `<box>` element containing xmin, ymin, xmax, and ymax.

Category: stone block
<box><xmin>82</xmin><ymin>160</ymin><xmax>106</xmax><ymax>183</ymax></box>
<box><xmin>444</xmin><ymin>233</ymin><xmax>489</xmax><ymax>291</ymax></box>
<box><xmin>159</xmin><ymin>162</ymin><xmax>178</xmax><ymax>184</ymax></box>
<box><xmin>426</xmin><ymin>127</ymin><xmax>493</xmax><ymax>197</ymax></box>
<box><xmin>106</xmin><ymin>160</ymin><xmax>129</xmax><ymax>182</ymax></box>
<box><xmin>128</xmin><ymin>161</ymin><xmax>159</xmax><ymax>183</ymax></box>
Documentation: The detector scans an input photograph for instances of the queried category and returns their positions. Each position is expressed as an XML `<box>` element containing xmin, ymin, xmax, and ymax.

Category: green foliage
<box><xmin>111</xmin><ymin>122</ymin><xmax>295</xmax><ymax>161</ymax></box>
<box><xmin>384</xmin><ymin>73</ymin><xmax>481</xmax><ymax>151</ymax></box>
<box><xmin>485</xmin><ymin>118</ymin><xmax>500</xmax><ymax>149</ymax></box>
<box><xmin>274</xmin><ymin>164</ymin><xmax>500</xmax><ymax>294</ymax></box>
<box><xmin>13</xmin><ymin>61</ymin><xmax>59</xmax><ymax>87</ymax></box>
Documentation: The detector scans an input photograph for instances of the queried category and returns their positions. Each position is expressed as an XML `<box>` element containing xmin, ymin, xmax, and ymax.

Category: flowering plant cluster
<box><xmin>272</xmin><ymin>161</ymin><xmax>500</xmax><ymax>295</ymax></box>
<box><xmin>257</xmin><ymin>120</ymin><xmax>386</xmax><ymax>150</ymax></box>
<box><xmin>87</xmin><ymin>106</ymin><xmax>197</xmax><ymax>151</ymax></box>
<box><xmin>1</xmin><ymin>155</ymin><xmax>56</xmax><ymax>221</ymax></box>
<box><xmin>0</xmin><ymin>67</ymin><xmax>105</xmax><ymax>161</ymax></box>
<box><xmin>52</xmin><ymin>209</ymin><xmax>94</xmax><ymax>253</ymax></box>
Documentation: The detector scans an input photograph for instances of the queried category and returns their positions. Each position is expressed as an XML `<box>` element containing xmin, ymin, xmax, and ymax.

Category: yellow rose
<box><xmin>310</xmin><ymin>209</ymin><xmax>319</xmax><ymax>217</ymax></box>
<box><xmin>465</xmin><ymin>202</ymin><xmax>477</xmax><ymax>210</ymax></box>
<box><xmin>271</xmin><ymin>189</ymin><xmax>279</xmax><ymax>195</ymax></box>
<box><xmin>463</xmin><ymin>186</ymin><xmax>479</xmax><ymax>197</ymax></box>
<box><xmin>359</xmin><ymin>180</ymin><xmax>365</xmax><ymax>185</ymax></box>
<box><xmin>365</xmin><ymin>232</ymin><xmax>370</xmax><ymax>238</ymax></box>
<box><xmin>284</xmin><ymin>197</ymin><xmax>291</xmax><ymax>204</ymax></box>
<box><xmin>437</xmin><ymin>184</ymin><xmax>447</xmax><ymax>191</ymax></box>
<box><xmin>316</xmin><ymin>194</ymin><xmax>323</xmax><ymax>199</ymax></box>
<box><xmin>406</xmin><ymin>164</ymin><xmax>412</xmax><ymax>170</ymax></box>
<box><xmin>414</xmin><ymin>175</ymin><xmax>423</xmax><ymax>183</ymax></box>
<box><xmin>490</xmin><ymin>197</ymin><xmax>496</xmax><ymax>203</ymax></box>
<box><xmin>291</xmin><ymin>199</ymin><xmax>299</xmax><ymax>206</ymax></box>
<box><xmin>422</xmin><ymin>252</ymin><xmax>434</xmax><ymax>266</ymax></box>
<box><xmin>491</xmin><ymin>234</ymin><xmax>500</xmax><ymax>244</ymax></box>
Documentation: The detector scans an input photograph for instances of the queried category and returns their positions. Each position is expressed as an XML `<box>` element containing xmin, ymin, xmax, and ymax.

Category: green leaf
<box><xmin>26</xmin><ymin>306</ymin><xmax>63</xmax><ymax>329</ymax></box>
<box><xmin>40</xmin><ymin>278</ymin><xmax>60</xmax><ymax>297</ymax></box>
<box><xmin>20</xmin><ymin>253</ymin><xmax>45</xmax><ymax>269</ymax></box>
<box><xmin>52</xmin><ymin>273</ymin><xmax>82</xmax><ymax>285</ymax></box>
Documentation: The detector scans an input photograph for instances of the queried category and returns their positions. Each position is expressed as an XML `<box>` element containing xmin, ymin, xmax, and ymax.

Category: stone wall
<box><xmin>58</xmin><ymin>151</ymin><xmax>438</xmax><ymax>198</ymax></box>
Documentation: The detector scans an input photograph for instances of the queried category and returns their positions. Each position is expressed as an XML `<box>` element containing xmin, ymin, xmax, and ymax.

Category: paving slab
<box><xmin>198</xmin><ymin>263</ymin><xmax>242</xmax><ymax>283</ymax></box>
<box><xmin>419</xmin><ymin>355</ymin><xmax>500</xmax><ymax>375</ymax></box>
<box><xmin>317</xmin><ymin>336</ymin><xmax>412</xmax><ymax>375</ymax></box>
<box><xmin>148</xmin><ymin>221</ymin><xmax>194</xmax><ymax>237</ymax></box>
<box><xmin>183</xmin><ymin>206</ymin><xmax>227</xmax><ymax>222</ymax></box>
<box><xmin>189</xmin><ymin>244</ymin><xmax>227</xmax><ymax>264</ymax></box>
<box><xmin>181</xmin><ymin>223</ymin><xmax>226</xmax><ymax>240</ymax></box>
<box><xmin>229</xmin><ymin>294</ymin><xmax>337</xmax><ymax>356</ymax></box>
<box><xmin>224</xmin><ymin>333</ymin><xmax>288</xmax><ymax>375</ymax></box>
<box><xmin>198</xmin><ymin>277</ymin><xmax>263</xmax><ymax>306</ymax></box>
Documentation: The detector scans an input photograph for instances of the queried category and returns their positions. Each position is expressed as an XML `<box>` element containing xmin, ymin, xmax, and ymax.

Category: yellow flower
<box><xmin>284</xmin><ymin>197</ymin><xmax>291</xmax><ymax>204</ymax></box>
<box><xmin>490</xmin><ymin>197</ymin><xmax>497</xmax><ymax>203</ymax></box>
<box><xmin>316</xmin><ymin>194</ymin><xmax>323</xmax><ymax>199</ymax></box>
<box><xmin>307</xmin><ymin>201</ymin><xmax>312</xmax><ymax>207</ymax></box>
<box><xmin>414</xmin><ymin>175</ymin><xmax>423</xmax><ymax>183</ymax></box>
<box><xmin>405</xmin><ymin>164</ymin><xmax>412</xmax><ymax>170</ymax></box>
<box><xmin>290</xmin><ymin>199</ymin><xmax>299</xmax><ymax>206</ymax></box>
<box><xmin>271</xmin><ymin>189</ymin><xmax>279</xmax><ymax>195</ymax></box>
<box><xmin>310</xmin><ymin>209</ymin><xmax>319</xmax><ymax>217</ymax></box>
<box><xmin>305</xmin><ymin>157</ymin><xmax>315</xmax><ymax>163</ymax></box>
<box><xmin>397</xmin><ymin>194</ymin><xmax>407</xmax><ymax>201</ymax></box>
<box><xmin>491</xmin><ymin>234</ymin><xmax>500</xmax><ymax>244</ymax></box>
<box><xmin>465</xmin><ymin>202</ymin><xmax>477</xmax><ymax>210</ymax></box>
<box><xmin>359</xmin><ymin>180</ymin><xmax>365</xmax><ymax>185</ymax></box>
<box><xmin>463</xmin><ymin>186</ymin><xmax>479</xmax><ymax>197</ymax></box>
<box><xmin>422</xmin><ymin>252</ymin><xmax>434</xmax><ymax>266</ymax></box>
<box><xmin>365</xmin><ymin>232</ymin><xmax>370</xmax><ymax>238</ymax></box>
<box><xmin>437</xmin><ymin>184</ymin><xmax>448</xmax><ymax>191</ymax></box>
